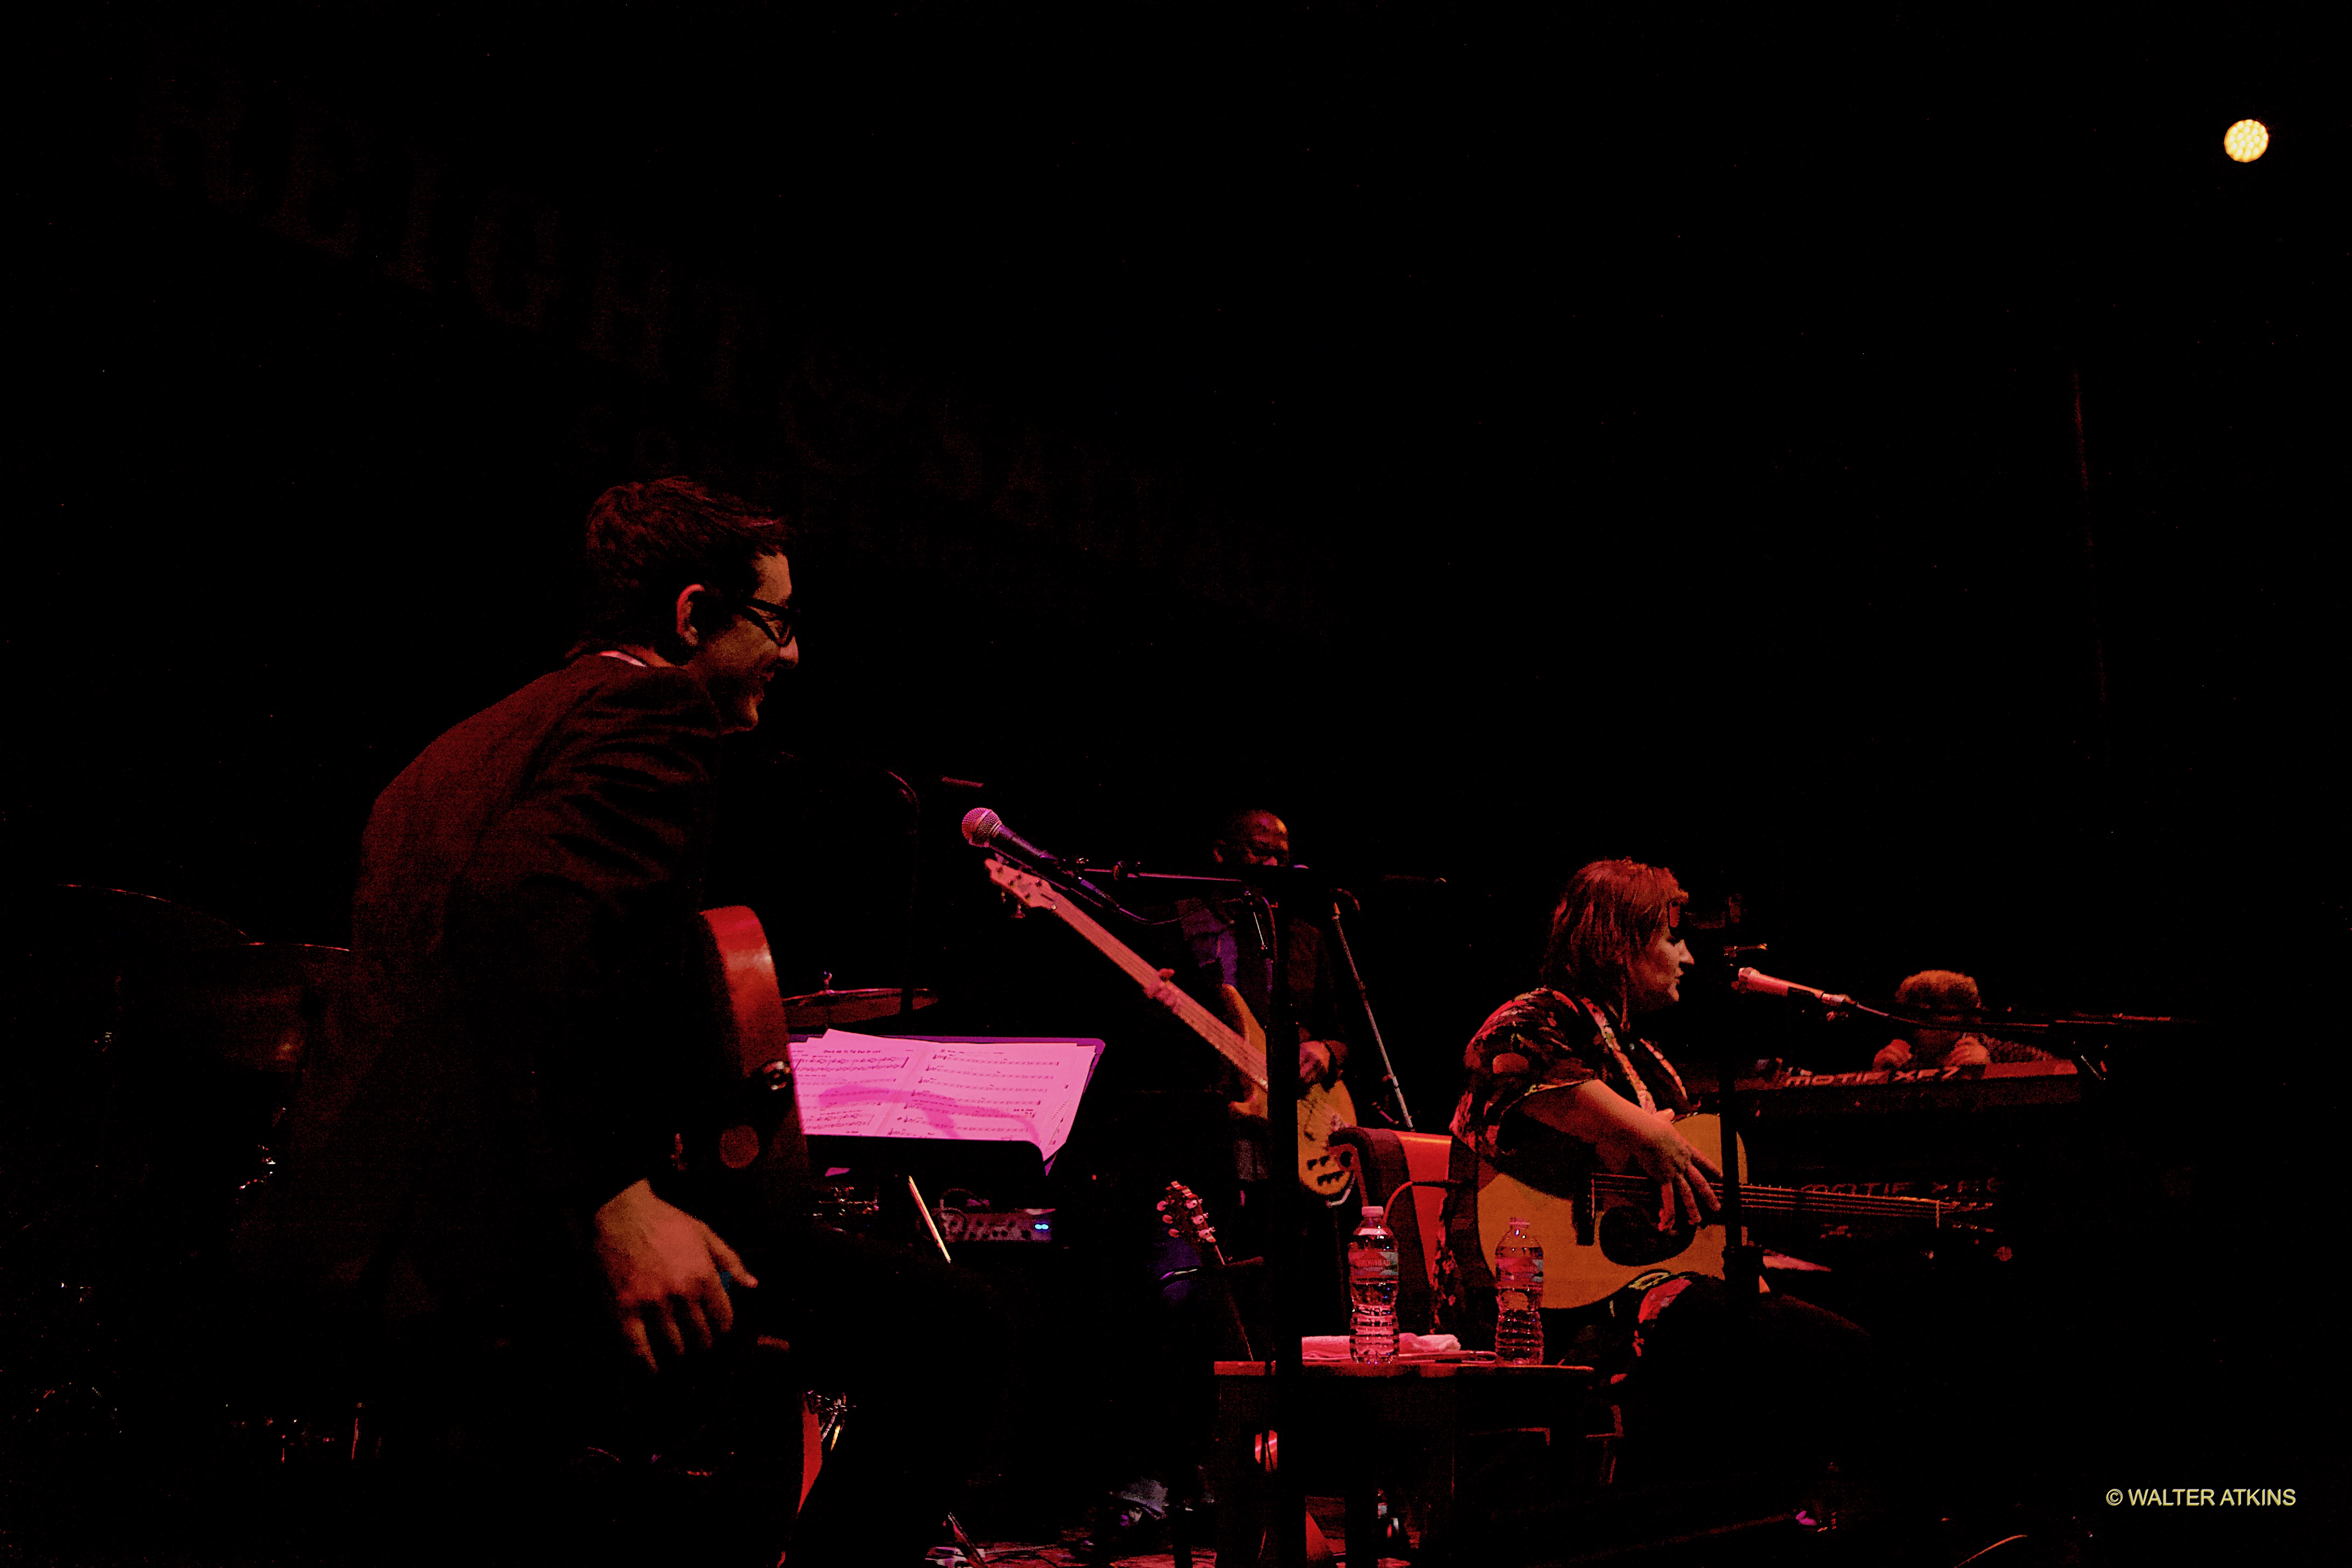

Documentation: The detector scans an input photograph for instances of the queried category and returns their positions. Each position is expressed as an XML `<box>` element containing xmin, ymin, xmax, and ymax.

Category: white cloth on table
<box><xmin>1301</xmin><ymin>1332</ymin><xmax>1463</xmax><ymax>1361</ymax></box>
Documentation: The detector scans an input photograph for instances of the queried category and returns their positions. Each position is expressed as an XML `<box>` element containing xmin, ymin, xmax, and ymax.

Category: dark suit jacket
<box><xmin>251</xmin><ymin>656</ymin><xmax>740</xmax><ymax>1333</ymax></box>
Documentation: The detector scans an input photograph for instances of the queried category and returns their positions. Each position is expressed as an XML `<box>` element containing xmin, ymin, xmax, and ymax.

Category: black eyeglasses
<box><xmin>737</xmin><ymin>596</ymin><xmax>799</xmax><ymax>648</ymax></box>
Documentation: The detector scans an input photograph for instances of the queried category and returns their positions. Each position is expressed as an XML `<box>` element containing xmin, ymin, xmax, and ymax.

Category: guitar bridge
<box><xmin>1573</xmin><ymin>1185</ymin><xmax>1595</xmax><ymax>1247</ymax></box>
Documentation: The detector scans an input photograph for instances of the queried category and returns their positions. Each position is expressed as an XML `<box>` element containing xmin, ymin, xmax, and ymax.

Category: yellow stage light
<box><xmin>2223</xmin><ymin>120</ymin><xmax>2269</xmax><ymax>162</ymax></box>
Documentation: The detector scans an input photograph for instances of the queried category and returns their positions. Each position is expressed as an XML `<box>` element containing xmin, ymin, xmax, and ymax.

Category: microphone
<box><xmin>960</xmin><ymin>807</ymin><xmax>1065</xmax><ymax>868</ymax></box>
<box><xmin>1732</xmin><ymin>967</ymin><xmax>1855</xmax><ymax>1010</ymax></box>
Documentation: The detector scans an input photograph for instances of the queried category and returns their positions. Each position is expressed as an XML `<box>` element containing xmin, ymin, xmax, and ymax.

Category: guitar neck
<box><xmin>1593</xmin><ymin>1174</ymin><xmax>1943</xmax><ymax>1223</ymax></box>
<box><xmin>1015</xmin><ymin>868</ymin><xmax>1268</xmax><ymax>1088</ymax></box>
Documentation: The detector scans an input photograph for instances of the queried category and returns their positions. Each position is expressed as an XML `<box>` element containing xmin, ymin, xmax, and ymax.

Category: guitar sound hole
<box><xmin>1596</xmin><ymin>1200</ymin><xmax>1696</xmax><ymax>1267</ymax></box>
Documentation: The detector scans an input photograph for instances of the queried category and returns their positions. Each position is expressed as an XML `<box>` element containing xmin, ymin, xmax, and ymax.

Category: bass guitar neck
<box><xmin>985</xmin><ymin>857</ymin><xmax>1357</xmax><ymax>1203</ymax></box>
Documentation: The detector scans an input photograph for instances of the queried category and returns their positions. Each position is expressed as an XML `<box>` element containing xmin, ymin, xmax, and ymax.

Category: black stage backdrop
<box><xmin>11</xmin><ymin>2</ymin><xmax>2346</xmax><ymax>1553</ymax></box>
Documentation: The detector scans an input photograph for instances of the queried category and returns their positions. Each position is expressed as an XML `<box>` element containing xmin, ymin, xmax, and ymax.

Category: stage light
<box><xmin>2223</xmin><ymin>119</ymin><xmax>2269</xmax><ymax>162</ymax></box>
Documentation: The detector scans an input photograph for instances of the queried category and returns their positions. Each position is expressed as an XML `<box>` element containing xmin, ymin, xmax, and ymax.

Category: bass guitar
<box><xmin>984</xmin><ymin>857</ymin><xmax>1358</xmax><ymax>1203</ymax></box>
<box><xmin>1476</xmin><ymin>1112</ymin><xmax>1951</xmax><ymax>1308</ymax></box>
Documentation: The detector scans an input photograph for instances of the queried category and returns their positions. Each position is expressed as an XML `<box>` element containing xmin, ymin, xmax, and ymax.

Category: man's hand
<box><xmin>593</xmin><ymin>1179</ymin><xmax>759</xmax><ymax>1373</ymax></box>
<box><xmin>1946</xmin><ymin>1035</ymin><xmax>1992</xmax><ymax>1068</ymax></box>
<box><xmin>1873</xmin><ymin>1039</ymin><xmax>1913</xmax><ymax>1071</ymax></box>
<box><xmin>1298</xmin><ymin>1038</ymin><xmax>1336</xmax><ymax>1088</ymax></box>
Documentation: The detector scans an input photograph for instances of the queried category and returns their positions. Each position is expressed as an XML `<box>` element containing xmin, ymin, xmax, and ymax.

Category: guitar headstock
<box><xmin>1157</xmin><ymin>1181</ymin><xmax>1220</xmax><ymax>1248</ymax></box>
<box><xmin>984</xmin><ymin>856</ymin><xmax>1061</xmax><ymax>913</ymax></box>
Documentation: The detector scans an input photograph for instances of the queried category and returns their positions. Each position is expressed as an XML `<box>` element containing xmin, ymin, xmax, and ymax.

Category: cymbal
<box><xmin>124</xmin><ymin>943</ymin><xmax>354</xmax><ymax>1079</ymax></box>
<box><xmin>778</xmin><ymin>986</ymin><xmax>939</xmax><ymax>1028</ymax></box>
<box><xmin>34</xmin><ymin>884</ymin><xmax>250</xmax><ymax>958</ymax></box>
<box><xmin>15</xmin><ymin>886</ymin><xmax>260</xmax><ymax>1064</ymax></box>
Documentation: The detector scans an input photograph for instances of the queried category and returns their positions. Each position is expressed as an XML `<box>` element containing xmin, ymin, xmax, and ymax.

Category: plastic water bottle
<box><xmin>1493</xmin><ymin>1216</ymin><xmax>1545</xmax><ymax>1364</ymax></box>
<box><xmin>1348</xmin><ymin>1205</ymin><xmax>1400</xmax><ymax>1364</ymax></box>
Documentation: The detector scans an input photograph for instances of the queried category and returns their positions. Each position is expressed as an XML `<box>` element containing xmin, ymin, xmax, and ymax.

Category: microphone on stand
<box><xmin>1731</xmin><ymin>967</ymin><xmax>1857</xmax><ymax>1016</ymax></box>
<box><xmin>961</xmin><ymin>807</ymin><xmax>1120</xmax><ymax>907</ymax></box>
<box><xmin>960</xmin><ymin>807</ymin><xmax>1065</xmax><ymax>868</ymax></box>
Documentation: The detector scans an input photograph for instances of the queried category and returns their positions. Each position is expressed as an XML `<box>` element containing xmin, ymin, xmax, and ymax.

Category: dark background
<box><xmin>10</xmin><ymin>2</ymin><xmax>2345</xmax><ymax>1547</ymax></box>
<box><xmin>17</xmin><ymin>4</ymin><xmax>2339</xmax><ymax>1069</ymax></box>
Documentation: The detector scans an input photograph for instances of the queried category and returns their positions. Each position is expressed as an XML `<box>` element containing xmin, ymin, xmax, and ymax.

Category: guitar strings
<box><xmin>1587</xmin><ymin>1174</ymin><xmax>1956</xmax><ymax>1219</ymax></box>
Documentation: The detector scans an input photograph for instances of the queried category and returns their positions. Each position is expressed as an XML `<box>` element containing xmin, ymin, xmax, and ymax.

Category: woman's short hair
<box><xmin>1538</xmin><ymin>858</ymin><xmax>1689</xmax><ymax>1018</ymax></box>
<box><xmin>573</xmin><ymin>477</ymin><xmax>793</xmax><ymax>660</ymax></box>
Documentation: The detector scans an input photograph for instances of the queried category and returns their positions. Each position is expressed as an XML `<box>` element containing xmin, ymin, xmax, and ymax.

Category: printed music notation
<box><xmin>787</xmin><ymin>1029</ymin><xmax>1104</xmax><ymax>1163</ymax></box>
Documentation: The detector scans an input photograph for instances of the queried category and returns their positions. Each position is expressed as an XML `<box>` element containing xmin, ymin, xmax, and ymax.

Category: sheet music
<box><xmin>787</xmin><ymin>1030</ymin><xmax>1103</xmax><ymax>1163</ymax></box>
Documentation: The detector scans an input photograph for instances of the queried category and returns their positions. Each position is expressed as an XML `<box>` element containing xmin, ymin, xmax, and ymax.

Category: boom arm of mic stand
<box><xmin>983</xmin><ymin>844</ymin><xmax>1147</xmax><ymax>925</ymax></box>
<box><xmin>1063</xmin><ymin>863</ymin><xmax>1256</xmax><ymax>927</ymax></box>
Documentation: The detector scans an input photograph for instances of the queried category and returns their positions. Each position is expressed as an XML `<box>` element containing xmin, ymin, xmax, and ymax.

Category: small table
<box><xmin>1210</xmin><ymin>1358</ymin><xmax>1599</xmax><ymax>1566</ymax></box>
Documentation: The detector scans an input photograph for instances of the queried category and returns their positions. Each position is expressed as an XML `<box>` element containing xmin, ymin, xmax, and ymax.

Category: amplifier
<box><xmin>936</xmin><ymin>1207</ymin><xmax>1057</xmax><ymax>1244</ymax></box>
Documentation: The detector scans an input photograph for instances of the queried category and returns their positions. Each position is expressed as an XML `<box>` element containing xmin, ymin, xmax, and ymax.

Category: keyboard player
<box><xmin>1872</xmin><ymin>969</ymin><xmax>2062</xmax><ymax>1072</ymax></box>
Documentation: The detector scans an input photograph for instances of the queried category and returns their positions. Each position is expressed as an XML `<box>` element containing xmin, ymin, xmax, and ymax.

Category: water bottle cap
<box><xmin>1359</xmin><ymin>1205</ymin><xmax>1385</xmax><ymax>1221</ymax></box>
<box><xmin>1508</xmin><ymin>1216</ymin><xmax>1530</xmax><ymax>1227</ymax></box>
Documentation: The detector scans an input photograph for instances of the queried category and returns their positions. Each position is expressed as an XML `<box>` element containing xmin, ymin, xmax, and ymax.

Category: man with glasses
<box><xmin>249</xmin><ymin>477</ymin><xmax>993</xmax><ymax>1564</ymax></box>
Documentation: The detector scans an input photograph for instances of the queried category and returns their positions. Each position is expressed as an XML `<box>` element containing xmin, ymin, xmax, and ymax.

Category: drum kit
<box><xmin>776</xmin><ymin>971</ymin><xmax>936</xmax><ymax>1031</ymax></box>
<box><xmin>5</xmin><ymin>887</ymin><xmax>928</xmax><ymax>1305</ymax></box>
<box><xmin>8</xmin><ymin>886</ymin><xmax>932</xmax><ymax>1224</ymax></box>
<box><xmin>3</xmin><ymin>887</ymin><xmax>940</xmax><ymax>1485</ymax></box>
<box><xmin>0</xmin><ymin>890</ymin><xmax>337</xmax><ymax>1466</ymax></box>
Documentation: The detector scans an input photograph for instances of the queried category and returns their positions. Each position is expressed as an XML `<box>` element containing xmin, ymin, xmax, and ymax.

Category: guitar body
<box><xmin>1476</xmin><ymin>1113</ymin><xmax>1747</xmax><ymax>1310</ymax></box>
<box><xmin>1297</xmin><ymin>1080</ymin><xmax>1359</xmax><ymax>1203</ymax></box>
<box><xmin>1214</xmin><ymin>983</ymin><xmax>1360</xmax><ymax>1204</ymax></box>
<box><xmin>699</xmin><ymin>907</ymin><xmax>829</xmax><ymax>1518</ymax></box>
<box><xmin>703</xmin><ymin>905</ymin><xmax>796</xmax><ymax>1080</ymax></box>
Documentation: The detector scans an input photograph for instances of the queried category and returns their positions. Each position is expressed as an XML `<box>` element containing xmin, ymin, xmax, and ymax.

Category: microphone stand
<box><xmin>1086</xmin><ymin>862</ymin><xmax>1304</xmax><ymax>1568</ymax></box>
<box><xmin>883</xmin><ymin>770</ymin><xmax>923</xmax><ymax>1020</ymax></box>
<box><xmin>1324</xmin><ymin>892</ymin><xmax>1413</xmax><ymax>1131</ymax></box>
<box><xmin>1260</xmin><ymin>890</ymin><xmax>1304</xmax><ymax>1568</ymax></box>
<box><xmin>1716</xmin><ymin>1037</ymin><xmax>1762</xmax><ymax>1323</ymax></box>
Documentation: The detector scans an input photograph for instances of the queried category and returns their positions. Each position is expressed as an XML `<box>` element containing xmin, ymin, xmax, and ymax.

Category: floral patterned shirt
<box><xmin>1446</xmin><ymin>988</ymin><xmax>1691</xmax><ymax>1160</ymax></box>
<box><xmin>1435</xmin><ymin>988</ymin><xmax>1691</xmax><ymax>1341</ymax></box>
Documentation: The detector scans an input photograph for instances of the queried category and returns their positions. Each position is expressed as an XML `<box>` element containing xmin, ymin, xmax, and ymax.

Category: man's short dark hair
<box><xmin>573</xmin><ymin>477</ymin><xmax>793</xmax><ymax>660</ymax></box>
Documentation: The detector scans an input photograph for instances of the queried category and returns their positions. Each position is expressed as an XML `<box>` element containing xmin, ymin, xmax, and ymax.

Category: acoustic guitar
<box><xmin>984</xmin><ymin>858</ymin><xmax>1358</xmax><ymax>1203</ymax></box>
<box><xmin>1159</xmin><ymin>1181</ymin><xmax>1337</xmax><ymax>1568</ymax></box>
<box><xmin>1477</xmin><ymin>1112</ymin><xmax>1951</xmax><ymax>1308</ymax></box>
<box><xmin>1158</xmin><ymin>1180</ymin><xmax>1257</xmax><ymax>1361</ymax></box>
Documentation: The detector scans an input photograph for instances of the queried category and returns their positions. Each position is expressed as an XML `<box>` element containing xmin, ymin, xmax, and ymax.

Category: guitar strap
<box><xmin>1556</xmin><ymin>991</ymin><xmax>1691</xmax><ymax>1116</ymax></box>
